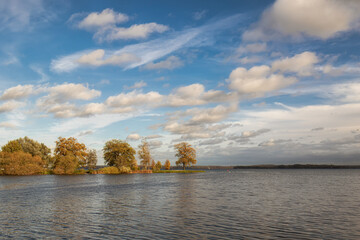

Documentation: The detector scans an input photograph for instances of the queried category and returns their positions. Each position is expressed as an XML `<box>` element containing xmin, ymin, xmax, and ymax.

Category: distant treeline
<box><xmin>233</xmin><ymin>164</ymin><xmax>360</xmax><ymax>169</ymax></box>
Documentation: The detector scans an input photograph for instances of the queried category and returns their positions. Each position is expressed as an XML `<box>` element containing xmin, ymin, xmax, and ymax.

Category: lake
<box><xmin>1</xmin><ymin>170</ymin><xmax>360</xmax><ymax>239</ymax></box>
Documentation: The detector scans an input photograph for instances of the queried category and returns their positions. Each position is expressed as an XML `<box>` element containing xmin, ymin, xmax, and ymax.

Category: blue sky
<box><xmin>1</xmin><ymin>0</ymin><xmax>360</xmax><ymax>165</ymax></box>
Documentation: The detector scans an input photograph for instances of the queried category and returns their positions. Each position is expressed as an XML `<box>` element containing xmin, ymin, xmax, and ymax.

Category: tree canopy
<box><xmin>103</xmin><ymin>139</ymin><xmax>136</xmax><ymax>169</ymax></box>
<box><xmin>164</xmin><ymin>159</ymin><xmax>171</xmax><ymax>170</ymax></box>
<box><xmin>138</xmin><ymin>140</ymin><xmax>152</xmax><ymax>169</ymax></box>
<box><xmin>0</xmin><ymin>151</ymin><xmax>44</xmax><ymax>175</ymax></box>
<box><xmin>53</xmin><ymin>137</ymin><xmax>88</xmax><ymax>174</ymax></box>
<box><xmin>174</xmin><ymin>142</ymin><xmax>197</xmax><ymax>170</ymax></box>
<box><xmin>86</xmin><ymin>149</ymin><xmax>98</xmax><ymax>170</ymax></box>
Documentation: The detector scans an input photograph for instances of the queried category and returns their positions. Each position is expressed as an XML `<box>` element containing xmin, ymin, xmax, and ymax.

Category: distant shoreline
<box><xmin>162</xmin><ymin>164</ymin><xmax>360</xmax><ymax>170</ymax></box>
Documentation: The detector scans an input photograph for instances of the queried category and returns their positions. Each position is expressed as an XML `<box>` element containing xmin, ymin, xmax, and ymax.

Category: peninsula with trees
<box><xmin>0</xmin><ymin>136</ymin><xmax>202</xmax><ymax>176</ymax></box>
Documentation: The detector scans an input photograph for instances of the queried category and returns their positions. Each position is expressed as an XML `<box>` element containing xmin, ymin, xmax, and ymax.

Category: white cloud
<box><xmin>143</xmin><ymin>56</ymin><xmax>183</xmax><ymax>70</ymax></box>
<box><xmin>243</xmin><ymin>0</ymin><xmax>360</xmax><ymax>41</ymax></box>
<box><xmin>0</xmin><ymin>84</ymin><xmax>35</xmax><ymax>100</ymax></box>
<box><xmin>77</xmin><ymin>49</ymin><xmax>140</xmax><ymax>67</ymax></box>
<box><xmin>193</xmin><ymin>10</ymin><xmax>207</xmax><ymax>20</ymax></box>
<box><xmin>76</xmin><ymin>8</ymin><xmax>129</xmax><ymax>30</ymax></box>
<box><xmin>227</xmin><ymin>65</ymin><xmax>297</xmax><ymax>96</ymax></box>
<box><xmin>105</xmin><ymin>90</ymin><xmax>163</xmax><ymax>108</ymax></box>
<box><xmin>96</xmin><ymin>23</ymin><xmax>169</xmax><ymax>42</ymax></box>
<box><xmin>125</xmin><ymin>80</ymin><xmax>147</xmax><ymax>90</ymax></box>
<box><xmin>51</xmin><ymin>14</ymin><xmax>243</xmax><ymax>72</ymax></box>
<box><xmin>0</xmin><ymin>0</ymin><xmax>51</xmax><ymax>32</ymax></box>
<box><xmin>0</xmin><ymin>101</ymin><xmax>22</xmax><ymax>113</ymax></box>
<box><xmin>47</xmin><ymin>83</ymin><xmax>101</xmax><ymax>102</ymax></box>
<box><xmin>0</xmin><ymin>122</ymin><xmax>18</xmax><ymax>129</ymax></box>
<box><xmin>167</xmin><ymin>84</ymin><xmax>237</xmax><ymax>107</ymax></box>
<box><xmin>126</xmin><ymin>133</ymin><xmax>141</xmax><ymax>141</ymax></box>
<box><xmin>272</xmin><ymin>51</ymin><xmax>319</xmax><ymax>76</ymax></box>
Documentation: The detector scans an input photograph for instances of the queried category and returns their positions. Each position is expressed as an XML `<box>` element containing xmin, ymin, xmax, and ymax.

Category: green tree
<box><xmin>103</xmin><ymin>139</ymin><xmax>136</xmax><ymax>169</ymax></box>
<box><xmin>86</xmin><ymin>149</ymin><xmax>98</xmax><ymax>170</ymax></box>
<box><xmin>174</xmin><ymin>142</ymin><xmax>197</xmax><ymax>170</ymax></box>
<box><xmin>17</xmin><ymin>137</ymin><xmax>51</xmax><ymax>167</ymax></box>
<box><xmin>138</xmin><ymin>140</ymin><xmax>152</xmax><ymax>169</ymax></box>
<box><xmin>1</xmin><ymin>140</ymin><xmax>22</xmax><ymax>153</ymax></box>
<box><xmin>53</xmin><ymin>137</ymin><xmax>88</xmax><ymax>174</ymax></box>
<box><xmin>164</xmin><ymin>159</ymin><xmax>171</xmax><ymax>170</ymax></box>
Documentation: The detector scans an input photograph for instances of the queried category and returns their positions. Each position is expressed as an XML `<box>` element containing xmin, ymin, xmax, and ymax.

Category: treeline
<box><xmin>233</xmin><ymin>164</ymin><xmax>360</xmax><ymax>169</ymax></box>
<box><xmin>0</xmin><ymin>137</ymin><xmax>197</xmax><ymax>176</ymax></box>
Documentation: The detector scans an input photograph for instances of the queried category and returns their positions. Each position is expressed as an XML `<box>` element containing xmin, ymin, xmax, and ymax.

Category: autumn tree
<box><xmin>150</xmin><ymin>159</ymin><xmax>155</xmax><ymax>170</ymax></box>
<box><xmin>138</xmin><ymin>140</ymin><xmax>152</xmax><ymax>169</ymax></box>
<box><xmin>53</xmin><ymin>137</ymin><xmax>87</xmax><ymax>174</ymax></box>
<box><xmin>103</xmin><ymin>139</ymin><xmax>136</xmax><ymax>169</ymax></box>
<box><xmin>17</xmin><ymin>137</ymin><xmax>51</xmax><ymax>167</ymax></box>
<box><xmin>164</xmin><ymin>159</ymin><xmax>171</xmax><ymax>170</ymax></box>
<box><xmin>0</xmin><ymin>151</ymin><xmax>44</xmax><ymax>175</ymax></box>
<box><xmin>86</xmin><ymin>149</ymin><xmax>98</xmax><ymax>170</ymax></box>
<box><xmin>174</xmin><ymin>142</ymin><xmax>197</xmax><ymax>170</ymax></box>
<box><xmin>154</xmin><ymin>161</ymin><xmax>162</xmax><ymax>171</ymax></box>
<box><xmin>1</xmin><ymin>140</ymin><xmax>22</xmax><ymax>153</ymax></box>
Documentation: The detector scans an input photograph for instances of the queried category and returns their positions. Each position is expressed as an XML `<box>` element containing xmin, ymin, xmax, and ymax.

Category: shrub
<box><xmin>98</xmin><ymin>166</ymin><xmax>120</xmax><ymax>174</ymax></box>
<box><xmin>0</xmin><ymin>151</ymin><xmax>45</xmax><ymax>175</ymax></box>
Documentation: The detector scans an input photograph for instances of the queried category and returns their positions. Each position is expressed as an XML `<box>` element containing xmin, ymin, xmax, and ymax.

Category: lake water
<box><xmin>1</xmin><ymin>170</ymin><xmax>360</xmax><ymax>239</ymax></box>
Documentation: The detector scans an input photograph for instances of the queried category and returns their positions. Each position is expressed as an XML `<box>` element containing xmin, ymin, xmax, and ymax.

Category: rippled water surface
<box><xmin>1</xmin><ymin>170</ymin><xmax>360</xmax><ymax>239</ymax></box>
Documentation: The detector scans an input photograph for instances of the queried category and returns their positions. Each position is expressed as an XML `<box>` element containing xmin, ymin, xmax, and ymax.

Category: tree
<box><xmin>17</xmin><ymin>137</ymin><xmax>51</xmax><ymax>167</ymax></box>
<box><xmin>103</xmin><ymin>139</ymin><xmax>136</xmax><ymax>169</ymax></box>
<box><xmin>53</xmin><ymin>137</ymin><xmax>88</xmax><ymax>174</ymax></box>
<box><xmin>0</xmin><ymin>151</ymin><xmax>44</xmax><ymax>175</ymax></box>
<box><xmin>1</xmin><ymin>140</ymin><xmax>22</xmax><ymax>153</ymax></box>
<box><xmin>86</xmin><ymin>149</ymin><xmax>97</xmax><ymax>170</ymax></box>
<box><xmin>174</xmin><ymin>142</ymin><xmax>197</xmax><ymax>170</ymax></box>
<box><xmin>151</xmin><ymin>159</ymin><xmax>155</xmax><ymax>170</ymax></box>
<box><xmin>2</xmin><ymin>137</ymin><xmax>51</xmax><ymax>168</ymax></box>
<box><xmin>164</xmin><ymin>159</ymin><xmax>171</xmax><ymax>170</ymax></box>
<box><xmin>154</xmin><ymin>161</ymin><xmax>162</xmax><ymax>171</ymax></box>
<box><xmin>138</xmin><ymin>140</ymin><xmax>152</xmax><ymax>169</ymax></box>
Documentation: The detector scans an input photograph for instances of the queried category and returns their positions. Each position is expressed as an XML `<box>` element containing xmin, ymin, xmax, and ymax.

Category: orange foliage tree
<box><xmin>174</xmin><ymin>142</ymin><xmax>197</xmax><ymax>170</ymax></box>
<box><xmin>53</xmin><ymin>137</ymin><xmax>87</xmax><ymax>174</ymax></box>
<box><xmin>164</xmin><ymin>159</ymin><xmax>171</xmax><ymax>170</ymax></box>
<box><xmin>0</xmin><ymin>151</ymin><xmax>45</xmax><ymax>175</ymax></box>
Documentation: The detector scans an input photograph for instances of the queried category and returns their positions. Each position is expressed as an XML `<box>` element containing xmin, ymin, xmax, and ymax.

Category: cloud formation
<box><xmin>243</xmin><ymin>0</ymin><xmax>360</xmax><ymax>41</ymax></box>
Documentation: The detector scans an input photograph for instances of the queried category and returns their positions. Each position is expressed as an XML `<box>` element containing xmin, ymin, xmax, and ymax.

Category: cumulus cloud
<box><xmin>0</xmin><ymin>122</ymin><xmax>18</xmax><ymax>129</ymax></box>
<box><xmin>75</xmin><ymin>8</ymin><xmax>129</xmax><ymax>30</ymax></box>
<box><xmin>0</xmin><ymin>101</ymin><xmax>22</xmax><ymax>113</ymax></box>
<box><xmin>0</xmin><ymin>84</ymin><xmax>36</xmax><ymax>100</ymax></box>
<box><xmin>148</xmin><ymin>140</ymin><xmax>162</xmax><ymax>149</ymax></box>
<box><xmin>70</xmin><ymin>8</ymin><xmax>168</xmax><ymax>42</ymax></box>
<box><xmin>46</xmin><ymin>83</ymin><xmax>101</xmax><ymax>102</ymax></box>
<box><xmin>51</xmin><ymin>14</ymin><xmax>243</xmax><ymax>72</ymax></box>
<box><xmin>126</xmin><ymin>133</ymin><xmax>141</xmax><ymax>141</ymax></box>
<box><xmin>227</xmin><ymin>65</ymin><xmax>297</xmax><ymax>96</ymax></box>
<box><xmin>77</xmin><ymin>49</ymin><xmax>140</xmax><ymax>67</ymax></box>
<box><xmin>167</xmin><ymin>84</ymin><xmax>237</xmax><ymax>107</ymax></box>
<box><xmin>145</xmin><ymin>134</ymin><xmax>162</xmax><ymax>139</ymax></box>
<box><xmin>105</xmin><ymin>90</ymin><xmax>163</xmax><ymax>108</ymax></box>
<box><xmin>143</xmin><ymin>56</ymin><xmax>183</xmax><ymax>70</ymax></box>
<box><xmin>272</xmin><ymin>51</ymin><xmax>319</xmax><ymax>76</ymax></box>
<box><xmin>228</xmin><ymin>128</ymin><xmax>271</xmax><ymax>143</ymax></box>
<box><xmin>243</xmin><ymin>0</ymin><xmax>360</xmax><ymax>41</ymax></box>
<box><xmin>96</xmin><ymin>23</ymin><xmax>169</xmax><ymax>42</ymax></box>
<box><xmin>124</xmin><ymin>80</ymin><xmax>147</xmax><ymax>90</ymax></box>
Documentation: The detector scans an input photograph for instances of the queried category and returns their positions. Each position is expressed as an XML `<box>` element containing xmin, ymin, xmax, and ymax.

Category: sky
<box><xmin>0</xmin><ymin>0</ymin><xmax>360</xmax><ymax>165</ymax></box>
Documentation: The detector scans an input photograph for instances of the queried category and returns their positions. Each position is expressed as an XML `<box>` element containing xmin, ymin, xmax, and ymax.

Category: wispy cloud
<box><xmin>51</xmin><ymin>14</ymin><xmax>244</xmax><ymax>72</ymax></box>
